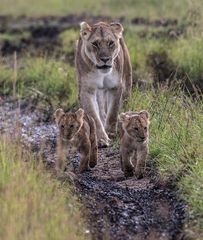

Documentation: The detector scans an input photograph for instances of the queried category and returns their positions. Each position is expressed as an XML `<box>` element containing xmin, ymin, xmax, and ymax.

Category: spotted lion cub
<box><xmin>54</xmin><ymin>108</ymin><xmax>98</xmax><ymax>173</ymax></box>
<box><xmin>119</xmin><ymin>110</ymin><xmax>150</xmax><ymax>178</ymax></box>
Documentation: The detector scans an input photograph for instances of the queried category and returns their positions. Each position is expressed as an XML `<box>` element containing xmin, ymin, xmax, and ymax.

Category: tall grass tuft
<box><xmin>0</xmin><ymin>135</ymin><xmax>86</xmax><ymax>240</ymax></box>
<box><xmin>125</xmin><ymin>86</ymin><xmax>203</xmax><ymax>238</ymax></box>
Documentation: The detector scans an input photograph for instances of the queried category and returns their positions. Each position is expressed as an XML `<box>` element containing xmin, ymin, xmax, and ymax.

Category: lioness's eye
<box><xmin>134</xmin><ymin>127</ymin><xmax>139</xmax><ymax>131</ymax></box>
<box><xmin>92</xmin><ymin>41</ymin><xmax>99</xmax><ymax>48</ymax></box>
<box><xmin>144</xmin><ymin>127</ymin><xmax>147</xmax><ymax>130</ymax></box>
<box><xmin>69</xmin><ymin>124</ymin><xmax>74</xmax><ymax>129</ymax></box>
<box><xmin>109</xmin><ymin>41</ymin><xmax>114</xmax><ymax>47</ymax></box>
<box><xmin>61</xmin><ymin>125</ymin><xmax>65</xmax><ymax>129</ymax></box>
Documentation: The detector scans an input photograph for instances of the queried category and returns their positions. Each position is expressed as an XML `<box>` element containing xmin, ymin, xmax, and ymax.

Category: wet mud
<box><xmin>0</xmin><ymin>99</ymin><xmax>186</xmax><ymax>240</ymax></box>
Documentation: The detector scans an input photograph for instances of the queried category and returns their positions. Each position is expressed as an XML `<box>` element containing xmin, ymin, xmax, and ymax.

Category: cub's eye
<box><xmin>61</xmin><ymin>125</ymin><xmax>65</xmax><ymax>129</ymax></box>
<box><xmin>92</xmin><ymin>41</ymin><xmax>99</xmax><ymax>48</ymax></box>
<box><xmin>69</xmin><ymin>124</ymin><xmax>74</xmax><ymax>129</ymax></box>
<box><xmin>109</xmin><ymin>41</ymin><xmax>114</xmax><ymax>47</ymax></box>
<box><xmin>134</xmin><ymin>127</ymin><xmax>139</xmax><ymax>131</ymax></box>
<box><xmin>144</xmin><ymin>127</ymin><xmax>147</xmax><ymax>130</ymax></box>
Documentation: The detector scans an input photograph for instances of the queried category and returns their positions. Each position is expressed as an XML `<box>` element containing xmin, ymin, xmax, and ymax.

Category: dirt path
<box><xmin>0</xmin><ymin>99</ymin><xmax>185</xmax><ymax>240</ymax></box>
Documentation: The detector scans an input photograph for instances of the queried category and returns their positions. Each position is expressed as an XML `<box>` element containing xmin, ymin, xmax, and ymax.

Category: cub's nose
<box><xmin>100</xmin><ymin>57</ymin><xmax>110</xmax><ymax>64</ymax></box>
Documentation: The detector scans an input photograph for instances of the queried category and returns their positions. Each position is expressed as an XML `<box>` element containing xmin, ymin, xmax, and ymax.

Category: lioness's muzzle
<box><xmin>96</xmin><ymin>65</ymin><xmax>112</xmax><ymax>69</ymax></box>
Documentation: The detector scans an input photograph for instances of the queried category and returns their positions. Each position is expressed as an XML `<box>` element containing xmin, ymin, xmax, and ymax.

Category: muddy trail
<box><xmin>0</xmin><ymin>99</ymin><xmax>185</xmax><ymax>240</ymax></box>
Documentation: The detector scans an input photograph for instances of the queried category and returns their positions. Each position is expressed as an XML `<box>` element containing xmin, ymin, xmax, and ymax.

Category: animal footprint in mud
<box><xmin>54</xmin><ymin>108</ymin><xmax>98</xmax><ymax>173</ymax></box>
<box><xmin>119</xmin><ymin>110</ymin><xmax>150</xmax><ymax>179</ymax></box>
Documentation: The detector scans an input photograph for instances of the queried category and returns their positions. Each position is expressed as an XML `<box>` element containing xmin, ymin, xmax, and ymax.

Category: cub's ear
<box><xmin>110</xmin><ymin>22</ymin><xmax>123</xmax><ymax>38</ymax></box>
<box><xmin>119</xmin><ymin>113</ymin><xmax>130</xmax><ymax>122</ymax></box>
<box><xmin>75</xmin><ymin>108</ymin><xmax>84</xmax><ymax>120</ymax></box>
<box><xmin>54</xmin><ymin>108</ymin><xmax>65</xmax><ymax>125</ymax></box>
<box><xmin>80</xmin><ymin>22</ymin><xmax>92</xmax><ymax>40</ymax></box>
<box><xmin>139</xmin><ymin>110</ymin><xmax>150</xmax><ymax>120</ymax></box>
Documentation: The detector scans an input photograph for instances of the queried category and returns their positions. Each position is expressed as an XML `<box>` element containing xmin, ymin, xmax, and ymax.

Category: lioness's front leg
<box><xmin>80</xmin><ymin>87</ymin><xmax>110</xmax><ymax>146</ymax></box>
<box><xmin>105</xmin><ymin>86</ymin><xmax>122</xmax><ymax>138</ymax></box>
<box><xmin>97</xmin><ymin>89</ymin><xmax>107</xmax><ymax>125</ymax></box>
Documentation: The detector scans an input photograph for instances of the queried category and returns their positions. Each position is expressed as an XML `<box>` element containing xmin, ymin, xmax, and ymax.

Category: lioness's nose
<box><xmin>100</xmin><ymin>57</ymin><xmax>110</xmax><ymax>63</ymax></box>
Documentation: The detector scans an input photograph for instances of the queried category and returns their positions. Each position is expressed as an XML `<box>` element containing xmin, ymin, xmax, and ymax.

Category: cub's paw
<box><xmin>123</xmin><ymin>165</ymin><xmax>135</xmax><ymax>178</ymax></box>
<box><xmin>124</xmin><ymin>170</ymin><xmax>134</xmax><ymax>178</ymax></box>
<box><xmin>89</xmin><ymin>159</ymin><xmax>97</xmax><ymax>168</ymax></box>
<box><xmin>134</xmin><ymin>170</ymin><xmax>144</xmax><ymax>179</ymax></box>
<box><xmin>78</xmin><ymin>165</ymin><xmax>90</xmax><ymax>174</ymax></box>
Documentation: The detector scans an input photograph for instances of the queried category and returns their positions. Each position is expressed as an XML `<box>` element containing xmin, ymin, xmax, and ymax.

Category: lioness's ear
<box><xmin>110</xmin><ymin>22</ymin><xmax>123</xmax><ymax>38</ymax></box>
<box><xmin>119</xmin><ymin>113</ymin><xmax>130</xmax><ymax>122</ymax></box>
<box><xmin>54</xmin><ymin>108</ymin><xmax>65</xmax><ymax>125</ymax></box>
<box><xmin>80</xmin><ymin>22</ymin><xmax>92</xmax><ymax>40</ymax></box>
<box><xmin>139</xmin><ymin>110</ymin><xmax>150</xmax><ymax>120</ymax></box>
<box><xmin>75</xmin><ymin>108</ymin><xmax>84</xmax><ymax>120</ymax></box>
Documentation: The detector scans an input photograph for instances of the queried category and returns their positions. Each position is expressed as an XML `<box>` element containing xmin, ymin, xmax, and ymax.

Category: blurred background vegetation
<box><xmin>0</xmin><ymin>0</ymin><xmax>202</xmax><ymax>239</ymax></box>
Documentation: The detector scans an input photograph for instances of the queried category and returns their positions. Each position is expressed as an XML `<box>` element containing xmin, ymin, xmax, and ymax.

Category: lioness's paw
<box><xmin>98</xmin><ymin>138</ymin><xmax>110</xmax><ymax>148</ymax></box>
<box><xmin>89</xmin><ymin>159</ymin><xmax>97</xmax><ymax>168</ymax></box>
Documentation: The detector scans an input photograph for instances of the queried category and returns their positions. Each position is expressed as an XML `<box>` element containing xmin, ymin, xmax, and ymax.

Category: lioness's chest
<box><xmin>87</xmin><ymin>70</ymin><xmax>120</xmax><ymax>89</ymax></box>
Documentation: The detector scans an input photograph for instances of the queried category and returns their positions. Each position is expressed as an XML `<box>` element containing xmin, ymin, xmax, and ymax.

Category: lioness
<box><xmin>119</xmin><ymin>110</ymin><xmax>150</xmax><ymax>178</ymax></box>
<box><xmin>54</xmin><ymin>108</ymin><xmax>97</xmax><ymax>173</ymax></box>
<box><xmin>75</xmin><ymin>21</ymin><xmax>132</xmax><ymax>147</ymax></box>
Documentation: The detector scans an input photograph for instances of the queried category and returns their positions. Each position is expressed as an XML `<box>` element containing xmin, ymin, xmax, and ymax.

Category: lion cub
<box><xmin>54</xmin><ymin>108</ymin><xmax>98</xmax><ymax>173</ymax></box>
<box><xmin>119</xmin><ymin>110</ymin><xmax>150</xmax><ymax>178</ymax></box>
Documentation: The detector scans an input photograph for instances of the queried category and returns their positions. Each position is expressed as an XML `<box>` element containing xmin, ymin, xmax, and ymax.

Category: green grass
<box><xmin>0</xmin><ymin>135</ymin><xmax>86</xmax><ymax>240</ymax></box>
<box><xmin>0</xmin><ymin>0</ymin><xmax>201</xmax><ymax>21</ymax></box>
<box><xmin>0</xmin><ymin>57</ymin><xmax>78</xmax><ymax>109</ymax></box>
<box><xmin>170</xmin><ymin>37</ymin><xmax>203</xmax><ymax>82</ymax></box>
<box><xmin>125</xmin><ymin>87</ymin><xmax>203</xmax><ymax>239</ymax></box>
<box><xmin>124</xmin><ymin>27</ymin><xmax>203</xmax><ymax>86</ymax></box>
<box><xmin>59</xmin><ymin>29</ymin><xmax>79</xmax><ymax>55</ymax></box>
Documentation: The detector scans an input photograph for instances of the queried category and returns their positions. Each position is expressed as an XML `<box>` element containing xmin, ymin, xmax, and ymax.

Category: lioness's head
<box><xmin>54</xmin><ymin>108</ymin><xmax>84</xmax><ymax>140</ymax></box>
<box><xmin>120</xmin><ymin>111</ymin><xmax>150</xmax><ymax>142</ymax></box>
<box><xmin>80</xmin><ymin>21</ymin><xmax>123</xmax><ymax>73</ymax></box>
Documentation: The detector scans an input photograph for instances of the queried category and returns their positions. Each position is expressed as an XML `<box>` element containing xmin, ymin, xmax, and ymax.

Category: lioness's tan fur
<box><xmin>75</xmin><ymin>21</ymin><xmax>132</xmax><ymax>146</ymax></box>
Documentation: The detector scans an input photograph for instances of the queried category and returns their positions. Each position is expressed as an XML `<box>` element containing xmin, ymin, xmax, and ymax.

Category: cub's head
<box><xmin>80</xmin><ymin>21</ymin><xmax>123</xmax><ymax>73</ymax></box>
<box><xmin>120</xmin><ymin>110</ymin><xmax>150</xmax><ymax>142</ymax></box>
<box><xmin>54</xmin><ymin>108</ymin><xmax>84</xmax><ymax>140</ymax></box>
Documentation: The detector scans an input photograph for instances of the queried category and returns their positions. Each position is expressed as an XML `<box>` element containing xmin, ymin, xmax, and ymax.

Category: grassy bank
<box><xmin>0</xmin><ymin>57</ymin><xmax>77</xmax><ymax>109</ymax></box>
<box><xmin>125</xmin><ymin>87</ymin><xmax>203</xmax><ymax>239</ymax></box>
<box><xmin>0</xmin><ymin>0</ymin><xmax>202</xmax><ymax>21</ymax></box>
<box><xmin>0</xmin><ymin>136</ymin><xmax>86</xmax><ymax>240</ymax></box>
